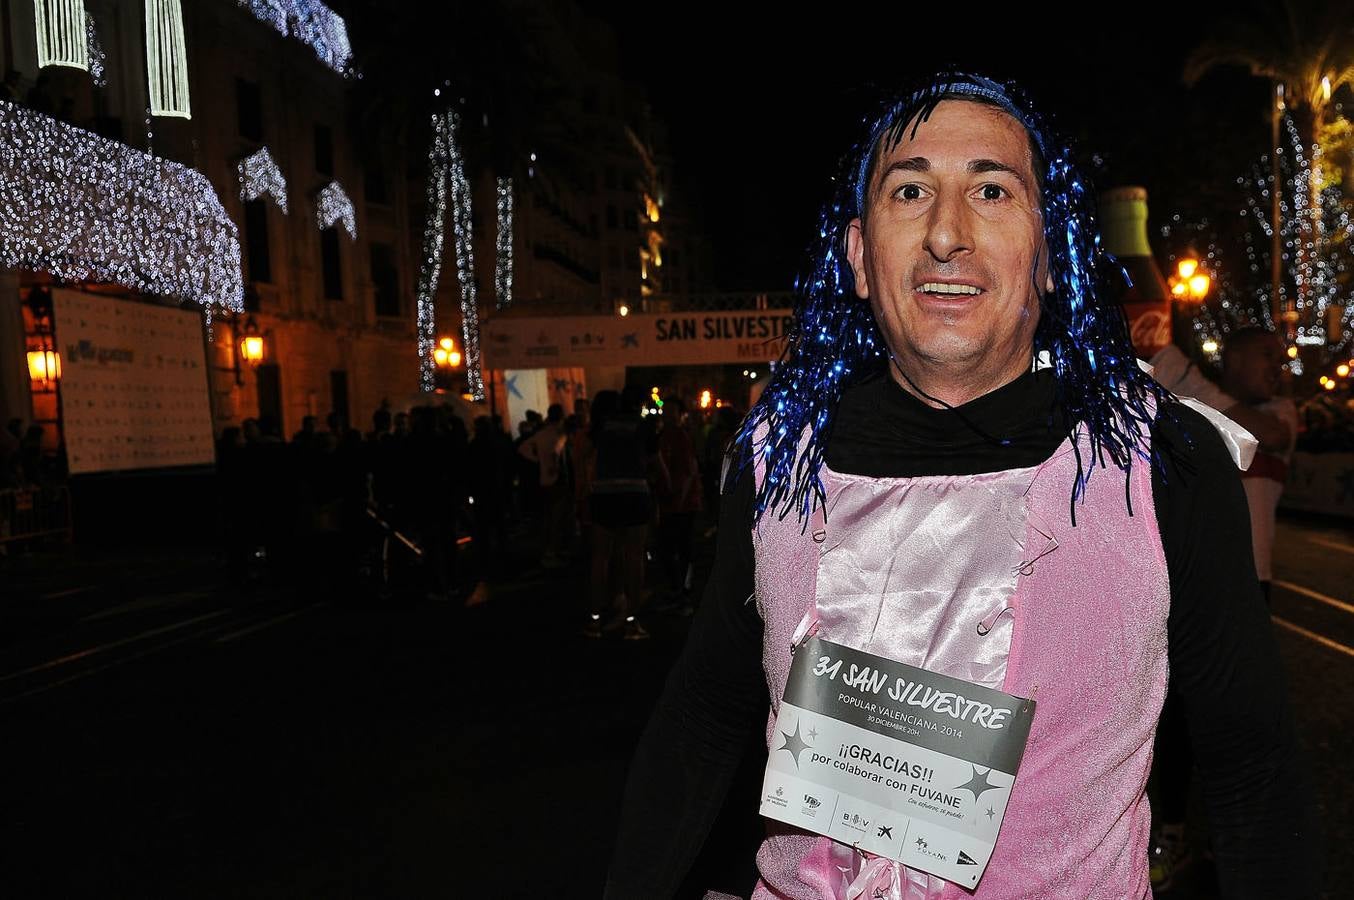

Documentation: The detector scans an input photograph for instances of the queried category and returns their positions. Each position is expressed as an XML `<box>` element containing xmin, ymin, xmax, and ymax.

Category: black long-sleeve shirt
<box><xmin>606</xmin><ymin>367</ymin><xmax>1313</xmax><ymax>899</ymax></box>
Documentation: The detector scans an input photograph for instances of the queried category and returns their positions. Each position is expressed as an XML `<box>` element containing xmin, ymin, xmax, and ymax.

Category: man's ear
<box><xmin>1037</xmin><ymin>239</ymin><xmax>1054</xmax><ymax>294</ymax></box>
<box><xmin>846</xmin><ymin>218</ymin><xmax>870</xmax><ymax>300</ymax></box>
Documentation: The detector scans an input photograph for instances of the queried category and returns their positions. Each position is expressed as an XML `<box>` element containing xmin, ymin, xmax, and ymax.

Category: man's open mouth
<box><xmin>917</xmin><ymin>282</ymin><xmax>984</xmax><ymax>297</ymax></box>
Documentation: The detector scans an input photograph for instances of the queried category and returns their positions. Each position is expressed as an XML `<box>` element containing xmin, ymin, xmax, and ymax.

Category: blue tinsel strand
<box><xmin>730</xmin><ymin>71</ymin><xmax>1174</xmax><ymax>527</ymax></box>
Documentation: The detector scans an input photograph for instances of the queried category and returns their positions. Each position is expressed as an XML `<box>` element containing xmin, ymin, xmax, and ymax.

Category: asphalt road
<box><xmin>1</xmin><ymin>512</ymin><xmax>1349</xmax><ymax>898</ymax></box>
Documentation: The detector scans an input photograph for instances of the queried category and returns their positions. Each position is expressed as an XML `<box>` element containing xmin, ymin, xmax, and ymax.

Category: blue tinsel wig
<box><xmin>731</xmin><ymin>71</ymin><xmax>1173</xmax><ymax>526</ymax></box>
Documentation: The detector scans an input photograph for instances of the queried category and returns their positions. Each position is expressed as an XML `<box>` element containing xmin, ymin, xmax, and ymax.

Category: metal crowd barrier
<box><xmin>0</xmin><ymin>485</ymin><xmax>73</xmax><ymax>546</ymax></box>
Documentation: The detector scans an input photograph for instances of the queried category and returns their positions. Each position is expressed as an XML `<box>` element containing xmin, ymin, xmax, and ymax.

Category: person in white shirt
<box><xmin>519</xmin><ymin>403</ymin><xmax>570</xmax><ymax>568</ymax></box>
<box><xmin>1219</xmin><ymin>328</ymin><xmax>1297</xmax><ymax>601</ymax></box>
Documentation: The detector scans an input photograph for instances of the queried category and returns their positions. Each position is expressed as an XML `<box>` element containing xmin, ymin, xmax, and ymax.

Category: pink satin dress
<box><xmin>748</xmin><ymin>433</ymin><xmax>1169</xmax><ymax>900</ymax></box>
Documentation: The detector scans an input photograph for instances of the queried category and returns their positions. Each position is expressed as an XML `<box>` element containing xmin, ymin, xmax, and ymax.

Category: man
<box><xmin>1146</xmin><ymin>326</ymin><xmax>1298</xmax><ymax>891</ymax></box>
<box><xmin>1220</xmin><ymin>328</ymin><xmax>1297</xmax><ymax>601</ymax></box>
<box><xmin>1150</xmin><ymin>339</ymin><xmax>1294</xmax><ymax>460</ymax></box>
<box><xmin>519</xmin><ymin>402</ymin><xmax>570</xmax><ymax>567</ymax></box>
<box><xmin>606</xmin><ymin>74</ymin><xmax>1311</xmax><ymax>899</ymax></box>
<box><xmin>656</xmin><ymin>396</ymin><xmax>703</xmax><ymax>613</ymax></box>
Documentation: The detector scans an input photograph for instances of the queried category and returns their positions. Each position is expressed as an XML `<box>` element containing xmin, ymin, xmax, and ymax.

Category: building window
<box><xmin>243</xmin><ymin>198</ymin><xmax>271</xmax><ymax>283</ymax></box>
<box><xmin>236</xmin><ymin>79</ymin><xmax>263</xmax><ymax>141</ymax></box>
<box><xmin>608</xmin><ymin>246</ymin><xmax>621</xmax><ymax>269</ymax></box>
<box><xmin>370</xmin><ymin>242</ymin><xmax>400</xmax><ymax>317</ymax></box>
<box><xmin>256</xmin><ymin>364</ymin><xmax>283</xmax><ymax>434</ymax></box>
<box><xmin>604</xmin><ymin>166</ymin><xmax>617</xmax><ymax>190</ymax></box>
<box><xmin>330</xmin><ymin>370</ymin><xmax>350</xmax><ymax>432</ymax></box>
<box><xmin>365</xmin><ymin>164</ymin><xmax>389</xmax><ymax>205</ymax></box>
<box><xmin>606</xmin><ymin>205</ymin><xmax>617</xmax><ymax>229</ymax></box>
<box><xmin>624</xmin><ymin>207</ymin><xmax>637</xmax><ymax>231</ymax></box>
<box><xmin>314</xmin><ymin>125</ymin><xmax>334</xmax><ymax>176</ymax></box>
<box><xmin>320</xmin><ymin>227</ymin><xmax>343</xmax><ymax>300</ymax></box>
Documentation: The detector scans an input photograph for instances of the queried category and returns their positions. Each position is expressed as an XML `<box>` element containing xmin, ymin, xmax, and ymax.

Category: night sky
<box><xmin>596</xmin><ymin>3</ymin><xmax>1269</xmax><ymax>291</ymax></box>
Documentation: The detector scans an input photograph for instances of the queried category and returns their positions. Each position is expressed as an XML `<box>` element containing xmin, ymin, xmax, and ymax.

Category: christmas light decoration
<box><xmin>34</xmin><ymin>0</ymin><xmax>88</xmax><ymax>71</ymax></box>
<box><xmin>239</xmin><ymin>147</ymin><xmax>288</xmax><ymax>212</ymax></box>
<box><xmin>447</xmin><ymin>111</ymin><xmax>483</xmax><ymax>399</ymax></box>
<box><xmin>1162</xmin><ymin>109</ymin><xmax>1354</xmax><ymax>364</ymax></box>
<box><xmin>235</xmin><ymin>0</ymin><xmax>353</xmax><ymax>76</ymax></box>
<box><xmin>0</xmin><ymin>100</ymin><xmax>243</xmax><ymax>316</ymax></box>
<box><xmin>86</xmin><ymin>15</ymin><xmax>106</xmax><ymax>87</ymax></box>
<box><xmin>413</xmin><ymin>111</ymin><xmax>450</xmax><ymax>392</ymax></box>
<box><xmin>145</xmin><ymin>0</ymin><xmax>191</xmax><ymax>118</ymax></box>
<box><xmin>315</xmin><ymin>180</ymin><xmax>355</xmax><ymax>239</ymax></box>
<box><xmin>412</xmin><ymin>108</ymin><xmax>483</xmax><ymax>398</ymax></box>
<box><xmin>1231</xmin><ymin>118</ymin><xmax>1354</xmax><ymax>349</ymax></box>
<box><xmin>495</xmin><ymin>176</ymin><xmax>513</xmax><ymax>309</ymax></box>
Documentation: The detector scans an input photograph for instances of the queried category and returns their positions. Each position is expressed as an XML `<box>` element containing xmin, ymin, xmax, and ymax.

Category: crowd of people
<box><xmin>0</xmin><ymin>418</ymin><xmax>54</xmax><ymax>488</ymax></box>
<box><xmin>212</xmin><ymin>389</ymin><xmax>744</xmax><ymax>636</ymax></box>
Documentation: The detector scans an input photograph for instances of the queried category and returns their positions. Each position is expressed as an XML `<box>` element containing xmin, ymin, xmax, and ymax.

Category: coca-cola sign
<box><xmin>1124</xmin><ymin>302</ymin><xmax>1171</xmax><ymax>357</ymax></box>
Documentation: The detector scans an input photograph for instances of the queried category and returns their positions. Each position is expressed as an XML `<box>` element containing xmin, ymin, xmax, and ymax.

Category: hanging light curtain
<box><xmin>34</xmin><ymin>0</ymin><xmax>89</xmax><ymax>71</ymax></box>
<box><xmin>144</xmin><ymin>0</ymin><xmax>190</xmax><ymax>118</ymax></box>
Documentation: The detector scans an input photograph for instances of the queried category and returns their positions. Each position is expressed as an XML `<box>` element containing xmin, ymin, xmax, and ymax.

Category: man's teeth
<box><xmin>920</xmin><ymin>282</ymin><xmax>981</xmax><ymax>295</ymax></box>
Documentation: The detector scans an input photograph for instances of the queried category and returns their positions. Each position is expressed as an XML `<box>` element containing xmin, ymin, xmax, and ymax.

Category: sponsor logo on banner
<box><xmin>839</xmin><ymin>810</ymin><xmax>871</xmax><ymax>835</ymax></box>
<box><xmin>913</xmin><ymin>834</ymin><xmax>950</xmax><ymax>863</ymax></box>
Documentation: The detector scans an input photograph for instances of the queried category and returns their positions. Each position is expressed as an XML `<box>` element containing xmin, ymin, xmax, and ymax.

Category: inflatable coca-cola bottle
<box><xmin>1099</xmin><ymin>187</ymin><xmax>1172</xmax><ymax>358</ymax></box>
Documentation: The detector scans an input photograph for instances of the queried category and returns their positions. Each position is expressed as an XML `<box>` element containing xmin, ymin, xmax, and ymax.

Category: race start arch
<box><xmin>480</xmin><ymin>309</ymin><xmax>794</xmax><ymax>427</ymax></box>
<box><xmin>481</xmin><ymin>309</ymin><xmax>795</xmax><ymax>369</ymax></box>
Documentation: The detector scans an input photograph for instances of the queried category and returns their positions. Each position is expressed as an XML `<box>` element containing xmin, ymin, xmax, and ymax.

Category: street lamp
<box><xmin>433</xmin><ymin>335</ymin><xmax>461</xmax><ymax>369</ymax></box>
<box><xmin>24</xmin><ymin>285</ymin><xmax>60</xmax><ymax>388</ymax></box>
<box><xmin>1169</xmin><ymin>258</ymin><xmax>1211</xmax><ymax>304</ymax></box>
<box><xmin>26</xmin><ymin>347</ymin><xmax>60</xmax><ymax>385</ymax></box>
<box><xmin>234</xmin><ymin>315</ymin><xmax>265</xmax><ymax>384</ymax></box>
<box><xmin>239</xmin><ymin>318</ymin><xmax>265</xmax><ymax>365</ymax></box>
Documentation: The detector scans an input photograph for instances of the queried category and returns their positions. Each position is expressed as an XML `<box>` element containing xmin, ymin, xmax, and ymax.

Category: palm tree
<box><xmin>1184</xmin><ymin>0</ymin><xmax>1354</xmax><ymax>326</ymax></box>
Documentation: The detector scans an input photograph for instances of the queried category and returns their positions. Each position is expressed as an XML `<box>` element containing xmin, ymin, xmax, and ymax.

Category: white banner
<box><xmin>53</xmin><ymin>290</ymin><xmax>214</xmax><ymax>474</ymax></box>
<box><xmin>482</xmin><ymin>310</ymin><xmax>795</xmax><ymax>369</ymax></box>
<box><xmin>1282</xmin><ymin>451</ymin><xmax>1354</xmax><ymax>519</ymax></box>
<box><xmin>502</xmin><ymin>368</ymin><xmax>550</xmax><ymax>436</ymax></box>
<box><xmin>761</xmin><ymin>637</ymin><xmax>1036</xmax><ymax>889</ymax></box>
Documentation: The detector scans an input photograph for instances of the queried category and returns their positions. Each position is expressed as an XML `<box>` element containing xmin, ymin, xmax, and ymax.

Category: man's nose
<box><xmin>923</xmin><ymin>187</ymin><xmax>974</xmax><ymax>263</ymax></box>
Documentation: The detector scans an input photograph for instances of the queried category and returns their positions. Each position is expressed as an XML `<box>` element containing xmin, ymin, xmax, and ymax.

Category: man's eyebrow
<box><xmin>875</xmin><ymin>157</ymin><xmax>930</xmax><ymax>187</ymax></box>
<box><xmin>968</xmin><ymin>158</ymin><xmax>1028</xmax><ymax>186</ymax></box>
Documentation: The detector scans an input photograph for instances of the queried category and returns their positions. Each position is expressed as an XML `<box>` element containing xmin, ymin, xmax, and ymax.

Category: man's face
<box><xmin>1225</xmin><ymin>334</ymin><xmax>1283</xmax><ymax>403</ymax></box>
<box><xmin>846</xmin><ymin>100</ymin><xmax>1048</xmax><ymax>391</ymax></box>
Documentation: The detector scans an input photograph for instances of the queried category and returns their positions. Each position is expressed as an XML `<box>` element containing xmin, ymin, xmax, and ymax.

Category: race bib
<box><xmin>759</xmin><ymin>637</ymin><xmax>1035</xmax><ymax>888</ymax></box>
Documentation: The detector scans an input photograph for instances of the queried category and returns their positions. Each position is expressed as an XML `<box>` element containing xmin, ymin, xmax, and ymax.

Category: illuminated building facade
<box><xmin>0</xmin><ymin>0</ymin><xmax>417</xmax><ymax>449</ymax></box>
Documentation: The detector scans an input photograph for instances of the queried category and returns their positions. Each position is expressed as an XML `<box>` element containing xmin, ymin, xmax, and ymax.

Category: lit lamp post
<box><xmin>432</xmin><ymin>336</ymin><xmax>463</xmax><ymax>393</ymax></box>
<box><xmin>1168</xmin><ymin>258</ymin><xmax>1211</xmax><ymax>304</ymax></box>
<box><xmin>1167</xmin><ymin>257</ymin><xmax>1216</xmax><ymax>355</ymax></box>
<box><xmin>26</xmin><ymin>346</ymin><xmax>61</xmax><ymax>386</ymax></box>
<box><xmin>433</xmin><ymin>335</ymin><xmax>462</xmax><ymax>370</ymax></box>
<box><xmin>24</xmin><ymin>285</ymin><xmax>60</xmax><ymax>389</ymax></box>
<box><xmin>235</xmin><ymin>315</ymin><xmax>266</xmax><ymax>384</ymax></box>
